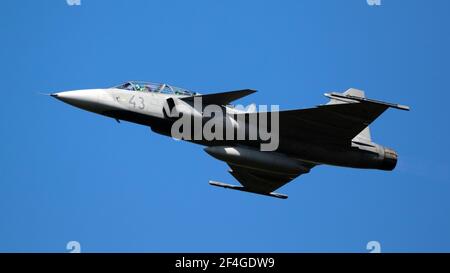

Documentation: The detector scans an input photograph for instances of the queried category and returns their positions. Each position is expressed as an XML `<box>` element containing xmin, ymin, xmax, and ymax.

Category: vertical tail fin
<box><xmin>326</xmin><ymin>88</ymin><xmax>373</xmax><ymax>144</ymax></box>
<box><xmin>326</xmin><ymin>88</ymin><xmax>366</xmax><ymax>105</ymax></box>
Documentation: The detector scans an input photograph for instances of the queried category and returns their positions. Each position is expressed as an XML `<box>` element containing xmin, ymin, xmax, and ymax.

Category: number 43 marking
<box><xmin>129</xmin><ymin>95</ymin><xmax>145</xmax><ymax>110</ymax></box>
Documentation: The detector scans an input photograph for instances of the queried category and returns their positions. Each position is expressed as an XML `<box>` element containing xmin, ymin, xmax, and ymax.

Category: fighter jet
<box><xmin>51</xmin><ymin>81</ymin><xmax>409</xmax><ymax>199</ymax></box>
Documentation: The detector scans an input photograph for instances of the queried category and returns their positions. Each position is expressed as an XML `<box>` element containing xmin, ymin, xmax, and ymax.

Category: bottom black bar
<box><xmin>0</xmin><ymin>253</ymin><xmax>448</xmax><ymax>272</ymax></box>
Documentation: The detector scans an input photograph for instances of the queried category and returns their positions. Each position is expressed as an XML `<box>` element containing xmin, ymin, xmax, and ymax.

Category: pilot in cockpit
<box><xmin>135</xmin><ymin>84</ymin><xmax>151</xmax><ymax>92</ymax></box>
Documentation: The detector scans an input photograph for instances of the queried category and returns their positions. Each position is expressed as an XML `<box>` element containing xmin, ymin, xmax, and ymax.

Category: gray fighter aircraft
<box><xmin>51</xmin><ymin>81</ymin><xmax>409</xmax><ymax>199</ymax></box>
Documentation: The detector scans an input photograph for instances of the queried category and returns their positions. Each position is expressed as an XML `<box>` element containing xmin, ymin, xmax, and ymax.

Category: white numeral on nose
<box><xmin>129</xmin><ymin>95</ymin><xmax>145</xmax><ymax>110</ymax></box>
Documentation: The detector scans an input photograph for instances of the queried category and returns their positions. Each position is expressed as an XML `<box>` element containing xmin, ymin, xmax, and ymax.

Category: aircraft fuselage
<box><xmin>51</xmin><ymin>86</ymin><xmax>397</xmax><ymax>172</ymax></box>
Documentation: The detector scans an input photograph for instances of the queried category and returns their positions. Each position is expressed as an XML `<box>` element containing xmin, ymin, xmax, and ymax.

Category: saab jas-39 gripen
<box><xmin>51</xmin><ymin>81</ymin><xmax>409</xmax><ymax>199</ymax></box>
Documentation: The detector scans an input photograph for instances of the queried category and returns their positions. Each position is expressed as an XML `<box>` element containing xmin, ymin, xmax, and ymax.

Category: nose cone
<box><xmin>51</xmin><ymin>90</ymin><xmax>100</xmax><ymax>112</ymax></box>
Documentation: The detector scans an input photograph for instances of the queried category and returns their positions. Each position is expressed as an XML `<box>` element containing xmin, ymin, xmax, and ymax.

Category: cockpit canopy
<box><xmin>113</xmin><ymin>81</ymin><xmax>198</xmax><ymax>96</ymax></box>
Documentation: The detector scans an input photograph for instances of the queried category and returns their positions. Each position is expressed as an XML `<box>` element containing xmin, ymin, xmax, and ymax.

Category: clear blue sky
<box><xmin>1</xmin><ymin>0</ymin><xmax>449</xmax><ymax>252</ymax></box>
